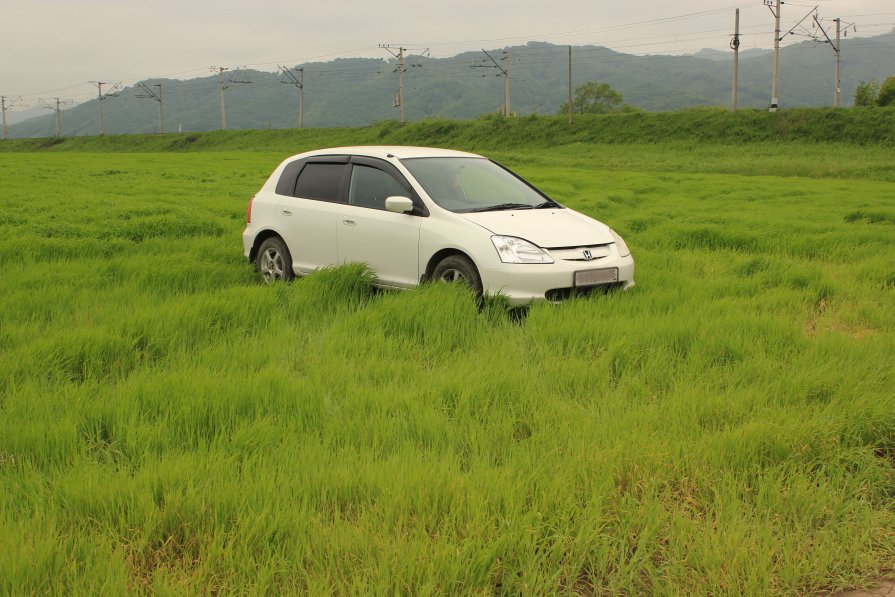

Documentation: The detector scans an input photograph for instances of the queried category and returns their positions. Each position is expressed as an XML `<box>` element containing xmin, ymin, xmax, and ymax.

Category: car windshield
<box><xmin>400</xmin><ymin>157</ymin><xmax>558</xmax><ymax>213</ymax></box>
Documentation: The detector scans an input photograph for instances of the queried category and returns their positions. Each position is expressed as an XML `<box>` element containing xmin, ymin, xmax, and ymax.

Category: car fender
<box><xmin>418</xmin><ymin>213</ymin><xmax>500</xmax><ymax>279</ymax></box>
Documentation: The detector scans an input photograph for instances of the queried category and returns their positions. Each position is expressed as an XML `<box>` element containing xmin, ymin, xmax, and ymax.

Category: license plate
<box><xmin>574</xmin><ymin>267</ymin><xmax>618</xmax><ymax>287</ymax></box>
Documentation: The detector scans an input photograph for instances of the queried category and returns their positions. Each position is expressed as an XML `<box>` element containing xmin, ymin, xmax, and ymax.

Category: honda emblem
<box><xmin>582</xmin><ymin>249</ymin><xmax>593</xmax><ymax>260</ymax></box>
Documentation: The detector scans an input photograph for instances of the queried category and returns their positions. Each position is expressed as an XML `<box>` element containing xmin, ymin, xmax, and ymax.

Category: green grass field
<box><xmin>1</xmin><ymin>135</ymin><xmax>894</xmax><ymax>594</ymax></box>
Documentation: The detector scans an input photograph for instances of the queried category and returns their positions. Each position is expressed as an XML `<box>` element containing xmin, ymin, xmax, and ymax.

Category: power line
<box><xmin>0</xmin><ymin>3</ymin><xmax>777</xmax><ymax>99</ymax></box>
<box><xmin>403</xmin><ymin>2</ymin><xmax>768</xmax><ymax>48</ymax></box>
<box><xmin>243</xmin><ymin>46</ymin><xmax>381</xmax><ymax>69</ymax></box>
<box><xmin>4</xmin><ymin>14</ymin><xmax>894</xmax><ymax>137</ymax></box>
<box><xmin>4</xmin><ymin>13</ymin><xmax>888</xmax><ymax>100</ymax></box>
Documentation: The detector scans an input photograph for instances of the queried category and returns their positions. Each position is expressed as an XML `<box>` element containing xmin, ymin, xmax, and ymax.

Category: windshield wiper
<box><xmin>470</xmin><ymin>203</ymin><xmax>535</xmax><ymax>212</ymax></box>
<box><xmin>534</xmin><ymin>200</ymin><xmax>561</xmax><ymax>209</ymax></box>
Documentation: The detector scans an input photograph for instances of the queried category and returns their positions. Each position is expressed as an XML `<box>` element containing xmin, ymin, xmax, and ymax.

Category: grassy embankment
<box><xmin>4</xmin><ymin>107</ymin><xmax>894</xmax><ymax>181</ymax></box>
<box><xmin>0</xmin><ymin>114</ymin><xmax>894</xmax><ymax>593</ymax></box>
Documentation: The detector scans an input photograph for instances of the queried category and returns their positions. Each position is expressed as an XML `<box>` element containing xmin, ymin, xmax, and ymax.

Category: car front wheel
<box><xmin>432</xmin><ymin>254</ymin><xmax>483</xmax><ymax>297</ymax></box>
<box><xmin>255</xmin><ymin>237</ymin><xmax>295</xmax><ymax>284</ymax></box>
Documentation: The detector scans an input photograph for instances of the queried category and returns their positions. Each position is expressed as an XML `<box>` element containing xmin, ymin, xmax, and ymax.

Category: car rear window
<box><xmin>275</xmin><ymin>159</ymin><xmax>304</xmax><ymax>196</ymax></box>
<box><xmin>294</xmin><ymin>163</ymin><xmax>345</xmax><ymax>202</ymax></box>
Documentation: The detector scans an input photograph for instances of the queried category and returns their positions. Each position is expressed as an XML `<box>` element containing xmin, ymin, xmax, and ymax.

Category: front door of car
<box><xmin>337</xmin><ymin>161</ymin><xmax>423</xmax><ymax>288</ymax></box>
<box><xmin>278</xmin><ymin>160</ymin><xmax>348</xmax><ymax>274</ymax></box>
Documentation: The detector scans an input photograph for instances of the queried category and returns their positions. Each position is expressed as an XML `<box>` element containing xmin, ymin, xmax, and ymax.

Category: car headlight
<box><xmin>491</xmin><ymin>235</ymin><xmax>554</xmax><ymax>264</ymax></box>
<box><xmin>610</xmin><ymin>229</ymin><xmax>631</xmax><ymax>258</ymax></box>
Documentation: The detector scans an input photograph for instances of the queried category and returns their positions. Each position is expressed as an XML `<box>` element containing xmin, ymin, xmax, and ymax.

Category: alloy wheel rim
<box><xmin>260</xmin><ymin>248</ymin><xmax>284</xmax><ymax>283</ymax></box>
<box><xmin>439</xmin><ymin>268</ymin><xmax>465</xmax><ymax>283</ymax></box>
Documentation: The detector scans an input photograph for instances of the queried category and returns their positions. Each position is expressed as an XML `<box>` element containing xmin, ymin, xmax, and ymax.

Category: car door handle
<box><xmin>342</xmin><ymin>218</ymin><xmax>356</xmax><ymax>226</ymax></box>
<box><xmin>281</xmin><ymin>209</ymin><xmax>292</xmax><ymax>216</ymax></box>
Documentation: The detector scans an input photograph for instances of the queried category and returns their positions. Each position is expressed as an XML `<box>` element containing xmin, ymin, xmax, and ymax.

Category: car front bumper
<box><xmin>479</xmin><ymin>247</ymin><xmax>635</xmax><ymax>305</ymax></box>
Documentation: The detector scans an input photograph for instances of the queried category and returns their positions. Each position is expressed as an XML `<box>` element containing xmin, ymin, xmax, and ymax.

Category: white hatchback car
<box><xmin>243</xmin><ymin>146</ymin><xmax>634</xmax><ymax>305</ymax></box>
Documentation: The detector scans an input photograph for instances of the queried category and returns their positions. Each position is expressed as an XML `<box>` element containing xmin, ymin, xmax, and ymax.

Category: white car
<box><xmin>243</xmin><ymin>146</ymin><xmax>634</xmax><ymax>305</ymax></box>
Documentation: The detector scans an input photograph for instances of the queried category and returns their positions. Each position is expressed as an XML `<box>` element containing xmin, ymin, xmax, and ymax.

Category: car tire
<box><xmin>255</xmin><ymin>236</ymin><xmax>295</xmax><ymax>284</ymax></box>
<box><xmin>432</xmin><ymin>254</ymin><xmax>483</xmax><ymax>298</ymax></box>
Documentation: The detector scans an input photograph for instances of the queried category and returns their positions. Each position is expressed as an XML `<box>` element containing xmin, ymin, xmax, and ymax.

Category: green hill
<box><xmin>6</xmin><ymin>32</ymin><xmax>895</xmax><ymax>138</ymax></box>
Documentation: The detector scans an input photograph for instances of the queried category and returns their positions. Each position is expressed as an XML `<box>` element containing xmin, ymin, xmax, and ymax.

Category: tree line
<box><xmin>853</xmin><ymin>76</ymin><xmax>895</xmax><ymax>107</ymax></box>
<box><xmin>564</xmin><ymin>75</ymin><xmax>895</xmax><ymax>115</ymax></box>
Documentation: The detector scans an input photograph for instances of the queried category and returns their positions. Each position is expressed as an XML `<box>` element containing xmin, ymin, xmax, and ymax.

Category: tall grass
<box><xmin>0</xmin><ymin>148</ymin><xmax>893</xmax><ymax>594</ymax></box>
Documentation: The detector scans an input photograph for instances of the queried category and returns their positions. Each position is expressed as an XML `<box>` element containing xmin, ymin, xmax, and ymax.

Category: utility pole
<box><xmin>55</xmin><ymin>98</ymin><xmax>61</xmax><ymax>138</ymax></box>
<box><xmin>1</xmin><ymin>96</ymin><xmax>27</xmax><ymax>139</ymax></box>
<box><xmin>380</xmin><ymin>46</ymin><xmax>409</xmax><ymax>124</ymax></box>
<box><xmin>503</xmin><ymin>48</ymin><xmax>511</xmax><ymax>116</ymax></box>
<box><xmin>765</xmin><ymin>2</ymin><xmax>819</xmax><ymax>111</ymax></box>
<box><xmin>813</xmin><ymin>16</ymin><xmax>855</xmax><ymax>108</ymax></box>
<box><xmin>568</xmin><ymin>46</ymin><xmax>573</xmax><ymax>125</ymax></box>
<box><xmin>767</xmin><ymin>0</ymin><xmax>782</xmax><ymax>111</ymax></box>
<box><xmin>136</xmin><ymin>83</ymin><xmax>164</xmax><ymax>133</ymax></box>
<box><xmin>732</xmin><ymin>9</ymin><xmax>740</xmax><ymax>112</ymax></box>
<box><xmin>1</xmin><ymin>96</ymin><xmax>8</xmax><ymax>140</ymax></box>
<box><xmin>89</xmin><ymin>82</ymin><xmax>108</xmax><ymax>134</ymax></box>
<box><xmin>278</xmin><ymin>66</ymin><xmax>305</xmax><ymax>128</ymax></box>
<box><xmin>89</xmin><ymin>81</ymin><xmax>120</xmax><ymax>134</ymax></box>
<box><xmin>90</xmin><ymin>81</ymin><xmax>121</xmax><ymax>135</ymax></box>
<box><xmin>210</xmin><ymin>66</ymin><xmax>251</xmax><ymax>130</ymax></box>
<box><xmin>212</xmin><ymin>67</ymin><xmax>227</xmax><ymax>129</ymax></box>
<box><xmin>399</xmin><ymin>47</ymin><xmax>406</xmax><ymax>124</ymax></box>
<box><xmin>38</xmin><ymin>98</ymin><xmax>64</xmax><ymax>138</ymax></box>
<box><xmin>835</xmin><ymin>18</ymin><xmax>841</xmax><ymax>107</ymax></box>
<box><xmin>473</xmin><ymin>48</ymin><xmax>511</xmax><ymax>116</ymax></box>
<box><xmin>97</xmin><ymin>81</ymin><xmax>106</xmax><ymax>134</ymax></box>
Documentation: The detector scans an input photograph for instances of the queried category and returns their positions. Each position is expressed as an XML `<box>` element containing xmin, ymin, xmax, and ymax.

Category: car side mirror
<box><xmin>385</xmin><ymin>196</ymin><xmax>414</xmax><ymax>213</ymax></box>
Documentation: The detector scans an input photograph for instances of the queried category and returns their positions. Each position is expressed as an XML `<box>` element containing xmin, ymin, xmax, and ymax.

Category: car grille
<box><xmin>546</xmin><ymin>244</ymin><xmax>612</xmax><ymax>262</ymax></box>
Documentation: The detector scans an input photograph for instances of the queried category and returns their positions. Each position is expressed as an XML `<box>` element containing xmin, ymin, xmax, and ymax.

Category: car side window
<box><xmin>294</xmin><ymin>163</ymin><xmax>345</xmax><ymax>202</ymax></box>
<box><xmin>348</xmin><ymin>165</ymin><xmax>408</xmax><ymax>210</ymax></box>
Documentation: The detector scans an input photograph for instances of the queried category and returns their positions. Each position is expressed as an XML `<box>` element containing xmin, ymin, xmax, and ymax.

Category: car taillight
<box><xmin>247</xmin><ymin>195</ymin><xmax>254</xmax><ymax>223</ymax></box>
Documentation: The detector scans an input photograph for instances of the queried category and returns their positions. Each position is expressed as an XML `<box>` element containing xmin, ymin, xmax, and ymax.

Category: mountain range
<box><xmin>7</xmin><ymin>30</ymin><xmax>895</xmax><ymax>138</ymax></box>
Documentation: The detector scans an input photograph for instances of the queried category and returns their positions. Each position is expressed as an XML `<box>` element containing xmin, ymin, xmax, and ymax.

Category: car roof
<box><xmin>291</xmin><ymin>146</ymin><xmax>484</xmax><ymax>161</ymax></box>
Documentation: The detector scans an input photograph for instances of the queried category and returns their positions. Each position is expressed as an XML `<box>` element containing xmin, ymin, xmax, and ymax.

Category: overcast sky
<box><xmin>3</xmin><ymin>0</ymin><xmax>893</xmax><ymax>107</ymax></box>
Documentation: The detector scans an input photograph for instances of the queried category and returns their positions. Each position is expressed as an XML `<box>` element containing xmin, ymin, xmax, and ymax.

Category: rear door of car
<box><xmin>337</xmin><ymin>156</ymin><xmax>426</xmax><ymax>288</ymax></box>
<box><xmin>278</xmin><ymin>156</ymin><xmax>349</xmax><ymax>274</ymax></box>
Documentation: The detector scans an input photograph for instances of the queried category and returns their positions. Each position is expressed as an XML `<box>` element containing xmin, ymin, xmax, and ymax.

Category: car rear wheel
<box><xmin>255</xmin><ymin>237</ymin><xmax>295</xmax><ymax>284</ymax></box>
<box><xmin>432</xmin><ymin>254</ymin><xmax>483</xmax><ymax>297</ymax></box>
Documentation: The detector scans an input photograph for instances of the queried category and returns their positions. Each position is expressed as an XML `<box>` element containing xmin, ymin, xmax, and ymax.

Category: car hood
<box><xmin>461</xmin><ymin>208</ymin><xmax>613</xmax><ymax>248</ymax></box>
